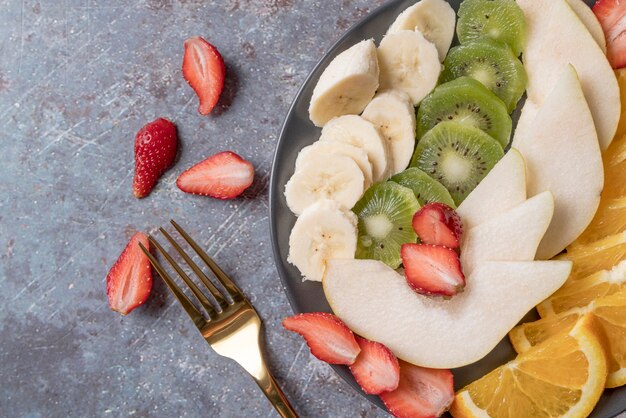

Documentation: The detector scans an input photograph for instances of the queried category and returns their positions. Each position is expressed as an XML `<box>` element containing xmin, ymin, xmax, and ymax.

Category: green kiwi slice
<box><xmin>417</xmin><ymin>77</ymin><xmax>512</xmax><ymax>148</ymax></box>
<box><xmin>410</xmin><ymin>121</ymin><xmax>504</xmax><ymax>205</ymax></box>
<box><xmin>441</xmin><ymin>40</ymin><xmax>527</xmax><ymax>113</ymax></box>
<box><xmin>353</xmin><ymin>182</ymin><xmax>420</xmax><ymax>269</ymax></box>
<box><xmin>391</xmin><ymin>168</ymin><xmax>456</xmax><ymax>208</ymax></box>
<box><xmin>457</xmin><ymin>0</ymin><xmax>526</xmax><ymax>57</ymax></box>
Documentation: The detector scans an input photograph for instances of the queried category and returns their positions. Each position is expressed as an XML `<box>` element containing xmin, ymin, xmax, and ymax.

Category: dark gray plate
<box><xmin>269</xmin><ymin>0</ymin><xmax>626</xmax><ymax>416</ymax></box>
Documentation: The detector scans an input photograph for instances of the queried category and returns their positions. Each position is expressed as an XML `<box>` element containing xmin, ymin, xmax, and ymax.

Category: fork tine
<box><xmin>170</xmin><ymin>219</ymin><xmax>243</xmax><ymax>302</ymax></box>
<box><xmin>138</xmin><ymin>242</ymin><xmax>206</xmax><ymax>328</ymax></box>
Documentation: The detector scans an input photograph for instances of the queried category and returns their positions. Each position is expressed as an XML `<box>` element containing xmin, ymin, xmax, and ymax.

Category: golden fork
<box><xmin>139</xmin><ymin>220</ymin><xmax>298</xmax><ymax>418</ymax></box>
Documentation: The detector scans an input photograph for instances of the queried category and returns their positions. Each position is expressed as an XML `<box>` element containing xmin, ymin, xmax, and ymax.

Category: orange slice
<box><xmin>557</xmin><ymin>231</ymin><xmax>626</xmax><ymax>280</ymax></box>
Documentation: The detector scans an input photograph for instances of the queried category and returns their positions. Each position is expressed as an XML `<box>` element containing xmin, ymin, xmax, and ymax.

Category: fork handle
<box><xmin>254</xmin><ymin>363</ymin><xmax>298</xmax><ymax>418</ymax></box>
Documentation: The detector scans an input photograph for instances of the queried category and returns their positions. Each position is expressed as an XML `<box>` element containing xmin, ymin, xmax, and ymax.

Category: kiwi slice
<box><xmin>410</xmin><ymin>121</ymin><xmax>504</xmax><ymax>205</ymax></box>
<box><xmin>457</xmin><ymin>0</ymin><xmax>527</xmax><ymax>57</ymax></box>
<box><xmin>417</xmin><ymin>77</ymin><xmax>512</xmax><ymax>148</ymax></box>
<box><xmin>353</xmin><ymin>182</ymin><xmax>420</xmax><ymax>269</ymax></box>
<box><xmin>391</xmin><ymin>168</ymin><xmax>456</xmax><ymax>208</ymax></box>
<box><xmin>441</xmin><ymin>40</ymin><xmax>527</xmax><ymax>113</ymax></box>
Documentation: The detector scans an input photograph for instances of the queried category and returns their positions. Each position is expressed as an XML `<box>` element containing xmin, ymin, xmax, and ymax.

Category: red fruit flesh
<box><xmin>593</xmin><ymin>0</ymin><xmax>626</xmax><ymax>68</ymax></box>
<box><xmin>349</xmin><ymin>336</ymin><xmax>400</xmax><ymax>395</ymax></box>
<box><xmin>106</xmin><ymin>232</ymin><xmax>153</xmax><ymax>315</ymax></box>
<box><xmin>182</xmin><ymin>36</ymin><xmax>226</xmax><ymax>115</ymax></box>
<box><xmin>401</xmin><ymin>244</ymin><xmax>466</xmax><ymax>297</ymax></box>
<box><xmin>176</xmin><ymin>151</ymin><xmax>254</xmax><ymax>199</ymax></box>
<box><xmin>380</xmin><ymin>361</ymin><xmax>454</xmax><ymax>418</ymax></box>
<box><xmin>282</xmin><ymin>313</ymin><xmax>361</xmax><ymax>365</ymax></box>
<box><xmin>412</xmin><ymin>203</ymin><xmax>463</xmax><ymax>249</ymax></box>
<box><xmin>133</xmin><ymin>118</ymin><xmax>178</xmax><ymax>199</ymax></box>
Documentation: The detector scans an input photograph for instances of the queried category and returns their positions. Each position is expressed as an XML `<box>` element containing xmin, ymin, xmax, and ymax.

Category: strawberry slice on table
<box><xmin>593</xmin><ymin>0</ymin><xmax>626</xmax><ymax>68</ymax></box>
<box><xmin>401</xmin><ymin>244</ymin><xmax>466</xmax><ymax>297</ymax></box>
<box><xmin>349</xmin><ymin>336</ymin><xmax>400</xmax><ymax>395</ymax></box>
<box><xmin>380</xmin><ymin>361</ymin><xmax>454</xmax><ymax>418</ymax></box>
<box><xmin>412</xmin><ymin>203</ymin><xmax>463</xmax><ymax>249</ymax></box>
<box><xmin>182</xmin><ymin>36</ymin><xmax>226</xmax><ymax>115</ymax></box>
<box><xmin>133</xmin><ymin>117</ymin><xmax>178</xmax><ymax>199</ymax></box>
<box><xmin>106</xmin><ymin>232</ymin><xmax>153</xmax><ymax>315</ymax></box>
<box><xmin>176</xmin><ymin>151</ymin><xmax>254</xmax><ymax>199</ymax></box>
<box><xmin>282</xmin><ymin>312</ymin><xmax>361</xmax><ymax>365</ymax></box>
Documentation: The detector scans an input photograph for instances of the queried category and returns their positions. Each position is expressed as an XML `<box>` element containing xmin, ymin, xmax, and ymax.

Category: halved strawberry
<box><xmin>593</xmin><ymin>0</ymin><xmax>626</xmax><ymax>68</ymax></box>
<box><xmin>380</xmin><ymin>361</ymin><xmax>454</xmax><ymax>418</ymax></box>
<box><xmin>349</xmin><ymin>336</ymin><xmax>400</xmax><ymax>395</ymax></box>
<box><xmin>282</xmin><ymin>313</ymin><xmax>361</xmax><ymax>365</ymax></box>
<box><xmin>176</xmin><ymin>151</ymin><xmax>254</xmax><ymax>199</ymax></box>
<box><xmin>401</xmin><ymin>244</ymin><xmax>466</xmax><ymax>297</ymax></box>
<box><xmin>412</xmin><ymin>203</ymin><xmax>463</xmax><ymax>249</ymax></box>
<box><xmin>106</xmin><ymin>232</ymin><xmax>153</xmax><ymax>315</ymax></box>
<box><xmin>182</xmin><ymin>36</ymin><xmax>226</xmax><ymax>115</ymax></box>
<box><xmin>133</xmin><ymin>118</ymin><xmax>178</xmax><ymax>198</ymax></box>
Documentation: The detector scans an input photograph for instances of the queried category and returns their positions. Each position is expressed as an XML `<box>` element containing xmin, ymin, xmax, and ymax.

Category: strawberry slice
<box><xmin>133</xmin><ymin>118</ymin><xmax>178</xmax><ymax>198</ymax></box>
<box><xmin>593</xmin><ymin>0</ymin><xmax>626</xmax><ymax>68</ymax></box>
<box><xmin>106</xmin><ymin>232</ymin><xmax>153</xmax><ymax>315</ymax></box>
<box><xmin>282</xmin><ymin>313</ymin><xmax>361</xmax><ymax>365</ymax></box>
<box><xmin>182</xmin><ymin>36</ymin><xmax>226</xmax><ymax>115</ymax></box>
<box><xmin>380</xmin><ymin>361</ymin><xmax>454</xmax><ymax>418</ymax></box>
<box><xmin>176</xmin><ymin>151</ymin><xmax>254</xmax><ymax>199</ymax></box>
<box><xmin>412</xmin><ymin>203</ymin><xmax>463</xmax><ymax>249</ymax></box>
<box><xmin>401</xmin><ymin>244</ymin><xmax>466</xmax><ymax>297</ymax></box>
<box><xmin>349</xmin><ymin>336</ymin><xmax>400</xmax><ymax>395</ymax></box>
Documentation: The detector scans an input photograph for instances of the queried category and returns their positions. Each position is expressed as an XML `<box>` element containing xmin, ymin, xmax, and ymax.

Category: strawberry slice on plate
<box><xmin>401</xmin><ymin>244</ymin><xmax>466</xmax><ymax>297</ymax></box>
<box><xmin>177</xmin><ymin>151</ymin><xmax>254</xmax><ymax>199</ymax></box>
<box><xmin>282</xmin><ymin>312</ymin><xmax>361</xmax><ymax>365</ymax></box>
<box><xmin>106</xmin><ymin>232</ymin><xmax>153</xmax><ymax>315</ymax></box>
<box><xmin>593</xmin><ymin>0</ymin><xmax>626</xmax><ymax>68</ymax></box>
<box><xmin>183</xmin><ymin>36</ymin><xmax>226</xmax><ymax>115</ymax></box>
<box><xmin>412</xmin><ymin>203</ymin><xmax>463</xmax><ymax>249</ymax></box>
<box><xmin>349</xmin><ymin>336</ymin><xmax>400</xmax><ymax>395</ymax></box>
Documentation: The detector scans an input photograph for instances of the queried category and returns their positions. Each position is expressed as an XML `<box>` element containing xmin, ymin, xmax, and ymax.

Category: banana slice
<box><xmin>387</xmin><ymin>0</ymin><xmax>456</xmax><ymax>61</ymax></box>
<box><xmin>320</xmin><ymin>115</ymin><xmax>390</xmax><ymax>181</ymax></box>
<box><xmin>288</xmin><ymin>199</ymin><xmax>358</xmax><ymax>282</ymax></box>
<box><xmin>362</xmin><ymin>90</ymin><xmax>416</xmax><ymax>175</ymax></box>
<box><xmin>285</xmin><ymin>152</ymin><xmax>365</xmax><ymax>216</ymax></box>
<box><xmin>378</xmin><ymin>30</ymin><xmax>442</xmax><ymax>105</ymax></box>
<box><xmin>309</xmin><ymin>39</ymin><xmax>380</xmax><ymax>127</ymax></box>
<box><xmin>295</xmin><ymin>141</ymin><xmax>374</xmax><ymax>189</ymax></box>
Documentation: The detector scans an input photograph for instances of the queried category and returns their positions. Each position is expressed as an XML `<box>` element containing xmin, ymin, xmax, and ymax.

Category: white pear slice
<box><xmin>517</xmin><ymin>0</ymin><xmax>620</xmax><ymax>150</ymax></box>
<box><xmin>324</xmin><ymin>259</ymin><xmax>572</xmax><ymax>368</ymax></box>
<box><xmin>460</xmin><ymin>191</ymin><xmax>554</xmax><ymax>277</ymax></box>
<box><xmin>456</xmin><ymin>148</ymin><xmax>527</xmax><ymax>230</ymax></box>
<box><xmin>565</xmin><ymin>0</ymin><xmax>607</xmax><ymax>53</ymax></box>
<box><xmin>513</xmin><ymin>65</ymin><xmax>603</xmax><ymax>260</ymax></box>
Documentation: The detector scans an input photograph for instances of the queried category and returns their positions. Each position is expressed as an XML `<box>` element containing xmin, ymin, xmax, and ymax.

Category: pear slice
<box><xmin>513</xmin><ymin>65</ymin><xmax>603</xmax><ymax>260</ymax></box>
<box><xmin>565</xmin><ymin>0</ymin><xmax>607</xmax><ymax>53</ymax></box>
<box><xmin>323</xmin><ymin>259</ymin><xmax>572</xmax><ymax>369</ymax></box>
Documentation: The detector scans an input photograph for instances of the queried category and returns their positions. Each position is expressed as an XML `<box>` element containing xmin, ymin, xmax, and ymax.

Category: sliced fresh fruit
<box><xmin>593</xmin><ymin>0</ymin><xmax>626</xmax><ymax>68</ymax></box>
<box><xmin>288</xmin><ymin>200</ymin><xmax>358</xmax><ymax>282</ymax></box>
<box><xmin>451</xmin><ymin>314</ymin><xmax>607</xmax><ymax>418</ymax></box>
<box><xmin>456</xmin><ymin>0</ymin><xmax>527</xmax><ymax>56</ymax></box>
<box><xmin>380</xmin><ymin>362</ymin><xmax>454</xmax><ymax>418</ymax></box>
<box><xmin>282</xmin><ymin>312</ymin><xmax>360</xmax><ymax>365</ymax></box>
<box><xmin>614</xmin><ymin>68</ymin><xmax>626</xmax><ymax>138</ymax></box>
<box><xmin>309</xmin><ymin>39</ymin><xmax>379</xmax><ymax>127</ymax></box>
<box><xmin>362</xmin><ymin>90</ymin><xmax>416</xmax><ymax>175</ymax></box>
<box><xmin>604</xmin><ymin>135</ymin><xmax>626</xmax><ymax>199</ymax></box>
<box><xmin>377</xmin><ymin>30</ymin><xmax>441</xmax><ymax>105</ymax></box>
<box><xmin>390</xmin><ymin>168</ymin><xmax>456</xmax><ymax>208</ymax></box>
<box><xmin>133</xmin><ymin>118</ymin><xmax>178</xmax><ymax>199</ymax></box>
<box><xmin>417</xmin><ymin>77</ymin><xmax>512</xmax><ymax>148</ymax></box>
<box><xmin>558</xmin><ymin>231</ymin><xmax>626</xmax><ymax>280</ymax></box>
<box><xmin>353</xmin><ymin>182</ymin><xmax>420</xmax><ymax>269</ymax></box>
<box><xmin>349</xmin><ymin>336</ymin><xmax>400</xmax><ymax>395</ymax></box>
<box><xmin>574</xmin><ymin>196</ymin><xmax>626</xmax><ymax>246</ymax></box>
<box><xmin>182</xmin><ymin>36</ymin><xmax>226</xmax><ymax>115</ymax></box>
<box><xmin>386</xmin><ymin>0</ymin><xmax>456</xmax><ymax>61</ymax></box>
<box><xmin>440</xmin><ymin>40</ymin><xmax>527</xmax><ymax>113</ymax></box>
<box><xmin>567</xmin><ymin>0</ymin><xmax>607</xmax><ymax>52</ymax></box>
<box><xmin>106</xmin><ymin>232</ymin><xmax>153</xmax><ymax>315</ymax></box>
<box><xmin>411</xmin><ymin>203</ymin><xmax>463</xmax><ymax>249</ymax></box>
<box><xmin>177</xmin><ymin>151</ymin><xmax>254</xmax><ymax>199</ymax></box>
<box><xmin>402</xmin><ymin>244</ymin><xmax>466</xmax><ymax>297</ymax></box>
<box><xmin>411</xmin><ymin>121</ymin><xmax>504</xmax><ymax>206</ymax></box>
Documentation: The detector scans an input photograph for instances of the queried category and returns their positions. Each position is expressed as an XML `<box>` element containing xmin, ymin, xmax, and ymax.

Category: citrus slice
<box><xmin>557</xmin><ymin>231</ymin><xmax>626</xmax><ymax>280</ymax></box>
<box><xmin>573</xmin><ymin>197</ymin><xmax>626</xmax><ymax>245</ymax></box>
<box><xmin>613</xmin><ymin>68</ymin><xmax>626</xmax><ymax>139</ymax></box>
<box><xmin>451</xmin><ymin>314</ymin><xmax>607</xmax><ymax>418</ymax></box>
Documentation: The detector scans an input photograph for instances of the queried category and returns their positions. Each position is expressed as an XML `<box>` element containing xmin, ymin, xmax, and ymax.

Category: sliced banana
<box><xmin>387</xmin><ymin>0</ymin><xmax>456</xmax><ymax>61</ymax></box>
<box><xmin>295</xmin><ymin>141</ymin><xmax>374</xmax><ymax>189</ymax></box>
<box><xmin>285</xmin><ymin>152</ymin><xmax>365</xmax><ymax>216</ymax></box>
<box><xmin>362</xmin><ymin>90</ymin><xmax>416</xmax><ymax>175</ymax></box>
<box><xmin>320</xmin><ymin>115</ymin><xmax>390</xmax><ymax>181</ymax></box>
<box><xmin>309</xmin><ymin>39</ymin><xmax>380</xmax><ymax>127</ymax></box>
<box><xmin>288</xmin><ymin>199</ymin><xmax>358</xmax><ymax>282</ymax></box>
<box><xmin>377</xmin><ymin>30</ymin><xmax>442</xmax><ymax>105</ymax></box>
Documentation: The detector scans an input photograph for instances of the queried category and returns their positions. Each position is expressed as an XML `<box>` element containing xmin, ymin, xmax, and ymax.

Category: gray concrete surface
<box><xmin>0</xmin><ymin>0</ymin><xmax>389</xmax><ymax>417</ymax></box>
